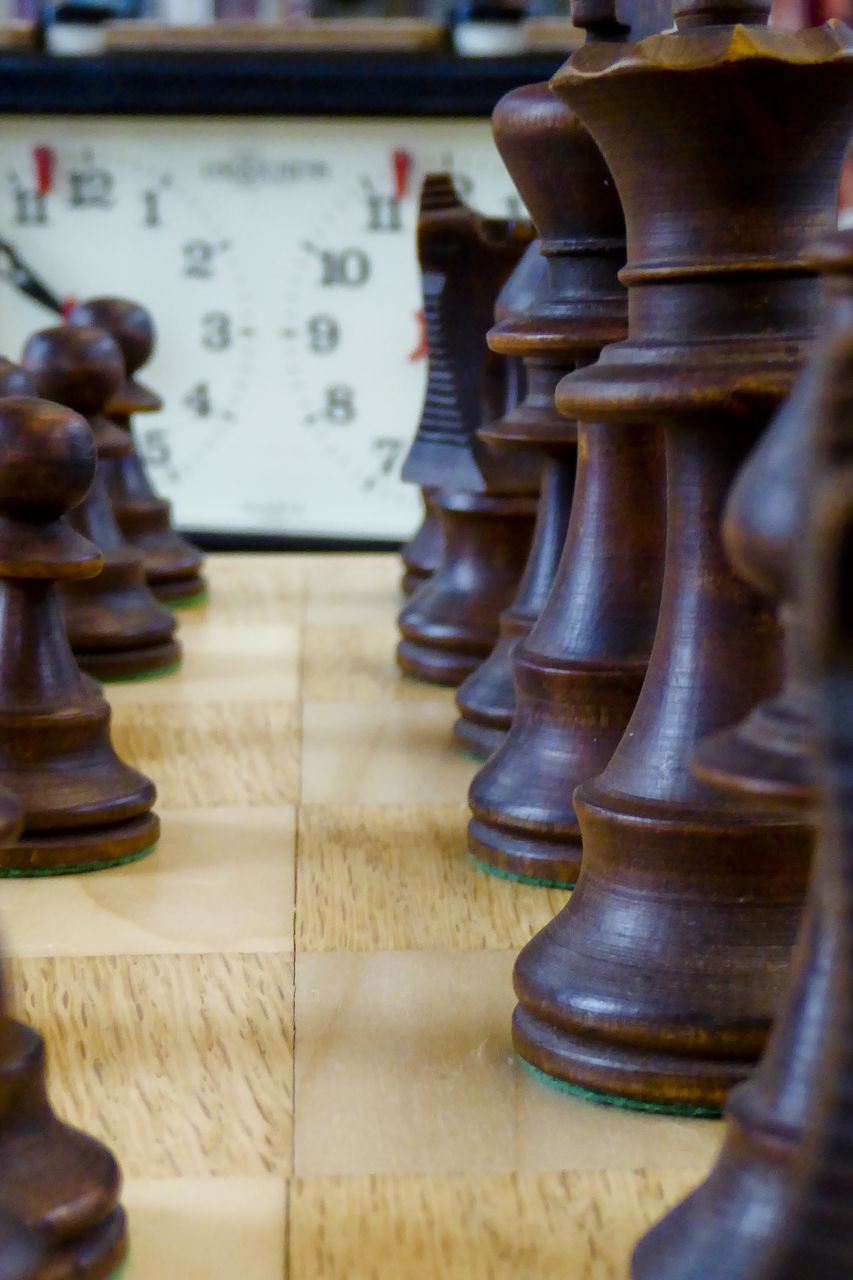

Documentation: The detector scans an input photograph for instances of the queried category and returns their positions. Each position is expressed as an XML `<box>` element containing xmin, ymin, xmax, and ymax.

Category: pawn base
<box><xmin>400</xmin><ymin>568</ymin><xmax>430</xmax><ymax>597</ymax></box>
<box><xmin>75</xmin><ymin>638</ymin><xmax>182</xmax><ymax>682</ymax></box>
<box><xmin>396</xmin><ymin>639</ymin><xmax>482</xmax><ymax>688</ymax></box>
<box><xmin>453</xmin><ymin>624</ymin><xmax>527</xmax><ymax>759</ymax></box>
<box><xmin>691</xmin><ymin>687</ymin><xmax>812</xmax><ymax>809</ymax></box>
<box><xmin>41</xmin><ymin>1207</ymin><xmax>127</xmax><ymax>1280</ymax></box>
<box><xmin>512</xmin><ymin>1003</ymin><xmax>734</xmax><ymax>1114</ymax></box>
<box><xmin>468</xmin><ymin>816</ymin><xmax>580</xmax><ymax>887</ymax></box>
<box><xmin>0</xmin><ymin>810</ymin><xmax>159</xmax><ymax>874</ymax></box>
<box><xmin>149</xmin><ymin>573</ymin><xmax>208</xmax><ymax>607</ymax></box>
<box><xmin>452</xmin><ymin>715</ymin><xmax>506</xmax><ymax>760</ymax></box>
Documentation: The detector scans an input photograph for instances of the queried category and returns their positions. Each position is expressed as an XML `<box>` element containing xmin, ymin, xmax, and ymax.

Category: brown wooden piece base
<box><xmin>396</xmin><ymin>491</ymin><xmax>536</xmax><ymax>688</ymax></box>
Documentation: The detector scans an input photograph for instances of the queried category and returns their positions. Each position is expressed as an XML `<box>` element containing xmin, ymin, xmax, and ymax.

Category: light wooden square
<box><xmin>300</xmin><ymin>700</ymin><xmax>476</xmax><ymax>805</ymax></box>
<box><xmin>296</xmin><ymin>803</ymin><xmax>569</xmax><ymax>952</ymax></box>
<box><xmin>124</xmin><ymin>1177</ymin><xmax>286</xmax><ymax>1280</ymax></box>
<box><xmin>9</xmin><ymin>951</ymin><xmax>294</xmax><ymax>1178</ymax></box>
<box><xmin>1</xmin><ymin>806</ymin><xmax>295</xmax><ymax>958</ymax></box>
<box><xmin>111</xmin><ymin>700</ymin><xmax>300</xmax><ymax>807</ymax></box>
<box><xmin>289</xmin><ymin>1170</ymin><xmax>704</xmax><ymax>1280</ymax></box>
<box><xmin>304</xmin><ymin>553</ymin><xmax>402</xmax><ymax>624</ymax></box>
<box><xmin>293</xmin><ymin>950</ymin><xmax>723</xmax><ymax>1179</ymax></box>
<box><xmin>109</xmin><ymin>622</ymin><xmax>301</xmax><ymax>704</ymax></box>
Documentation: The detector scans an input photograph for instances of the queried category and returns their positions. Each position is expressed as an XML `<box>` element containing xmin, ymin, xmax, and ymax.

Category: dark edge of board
<box><xmin>0</xmin><ymin>52</ymin><xmax>565</xmax><ymax>116</ymax></box>
<box><xmin>187</xmin><ymin>530</ymin><xmax>402</xmax><ymax>551</ymax></box>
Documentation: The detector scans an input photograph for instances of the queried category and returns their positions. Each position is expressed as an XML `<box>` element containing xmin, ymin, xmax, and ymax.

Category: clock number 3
<box><xmin>201</xmin><ymin>311</ymin><xmax>232</xmax><ymax>351</ymax></box>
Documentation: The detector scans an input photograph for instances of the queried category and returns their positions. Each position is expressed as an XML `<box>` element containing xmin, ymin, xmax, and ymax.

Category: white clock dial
<box><xmin>0</xmin><ymin>117</ymin><xmax>524</xmax><ymax>541</ymax></box>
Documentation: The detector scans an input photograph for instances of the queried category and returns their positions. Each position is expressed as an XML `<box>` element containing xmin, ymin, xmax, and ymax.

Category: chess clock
<box><xmin>0</xmin><ymin>51</ymin><xmax>559</xmax><ymax>545</ymax></box>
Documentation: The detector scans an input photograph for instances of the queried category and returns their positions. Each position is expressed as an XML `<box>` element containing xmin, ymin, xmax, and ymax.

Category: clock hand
<box><xmin>0</xmin><ymin>239</ymin><xmax>64</xmax><ymax>315</ymax></box>
<box><xmin>392</xmin><ymin>149</ymin><xmax>413</xmax><ymax>201</ymax></box>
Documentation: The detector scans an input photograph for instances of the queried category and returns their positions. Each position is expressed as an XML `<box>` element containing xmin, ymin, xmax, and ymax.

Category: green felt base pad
<box><xmin>0</xmin><ymin>843</ymin><xmax>157</xmax><ymax>878</ymax></box>
<box><xmin>520</xmin><ymin>1059</ymin><xmax>723</xmax><ymax>1119</ymax></box>
<box><xmin>469</xmin><ymin>853</ymin><xmax>576</xmax><ymax>891</ymax></box>
<box><xmin>166</xmin><ymin>589</ymin><xmax>209</xmax><ymax>610</ymax></box>
<box><xmin>100</xmin><ymin>660</ymin><xmax>182</xmax><ymax>684</ymax></box>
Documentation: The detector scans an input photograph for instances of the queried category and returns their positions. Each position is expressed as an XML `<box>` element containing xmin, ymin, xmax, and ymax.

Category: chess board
<box><xmin>0</xmin><ymin>552</ymin><xmax>725</xmax><ymax>1280</ymax></box>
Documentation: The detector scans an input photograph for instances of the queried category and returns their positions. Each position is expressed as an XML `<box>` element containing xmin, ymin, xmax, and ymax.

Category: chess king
<box><xmin>511</xmin><ymin>0</ymin><xmax>853</xmax><ymax>1109</ymax></box>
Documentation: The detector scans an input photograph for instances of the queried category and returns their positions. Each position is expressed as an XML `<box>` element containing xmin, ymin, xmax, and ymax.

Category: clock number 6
<box><xmin>201</xmin><ymin>311</ymin><xmax>232</xmax><ymax>352</ymax></box>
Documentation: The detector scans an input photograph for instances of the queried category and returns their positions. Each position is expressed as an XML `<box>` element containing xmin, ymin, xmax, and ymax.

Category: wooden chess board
<box><xmin>0</xmin><ymin>552</ymin><xmax>725</xmax><ymax>1280</ymax></box>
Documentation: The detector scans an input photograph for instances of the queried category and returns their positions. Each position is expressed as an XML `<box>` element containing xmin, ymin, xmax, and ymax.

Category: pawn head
<box><xmin>0</xmin><ymin>396</ymin><xmax>96</xmax><ymax>524</ymax></box>
<box><xmin>22</xmin><ymin>325</ymin><xmax>125</xmax><ymax>420</ymax></box>
<box><xmin>67</xmin><ymin>297</ymin><xmax>155</xmax><ymax>376</ymax></box>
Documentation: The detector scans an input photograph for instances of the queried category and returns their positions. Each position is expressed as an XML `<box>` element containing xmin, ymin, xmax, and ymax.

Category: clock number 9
<box><xmin>201</xmin><ymin>311</ymin><xmax>232</xmax><ymax>352</ymax></box>
<box><xmin>307</xmin><ymin>314</ymin><xmax>340</xmax><ymax>355</ymax></box>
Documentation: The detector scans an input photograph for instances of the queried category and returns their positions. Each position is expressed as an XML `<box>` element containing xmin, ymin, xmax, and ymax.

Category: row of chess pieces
<box><xmin>396</xmin><ymin>0</ymin><xmax>853</xmax><ymax>1275</ymax></box>
<box><xmin>0</xmin><ymin>300</ymin><xmax>206</xmax><ymax>1278</ymax></box>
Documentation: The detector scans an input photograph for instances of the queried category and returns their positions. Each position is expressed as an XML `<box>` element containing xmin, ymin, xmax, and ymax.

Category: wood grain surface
<box><xmin>0</xmin><ymin>553</ymin><xmax>724</xmax><ymax>1278</ymax></box>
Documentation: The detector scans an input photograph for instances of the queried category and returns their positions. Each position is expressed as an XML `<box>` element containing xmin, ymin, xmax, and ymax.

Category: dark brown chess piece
<box><xmin>465</xmin><ymin>72</ymin><xmax>666</xmax><ymax>876</ymax></box>
<box><xmin>0</xmin><ymin>791</ymin><xmax>42</xmax><ymax>1280</ymax></box>
<box><xmin>22</xmin><ymin>326</ymin><xmax>181</xmax><ymax>682</ymax></box>
<box><xmin>630</xmin><ymin>245</ymin><xmax>853</xmax><ymax>1280</ymax></box>
<box><xmin>0</xmin><ymin>394</ymin><xmax>159</xmax><ymax>874</ymax></box>
<box><xmin>0</xmin><ymin>1212</ymin><xmax>42</xmax><ymax>1280</ymax></box>
<box><xmin>691</xmin><ymin>236</ymin><xmax>853</xmax><ymax>809</ymax></box>
<box><xmin>0</xmin><ymin>781</ymin><xmax>127</xmax><ymax>1280</ymax></box>
<box><xmin>452</xmin><ymin>240</ymin><xmax>576</xmax><ymax>761</ymax></box>
<box><xmin>400</xmin><ymin>486</ymin><xmax>443</xmax><ymax>596</ymax></box>
<box><xmin>396</xmin><ymin>176</ymin><xmax>539</xmax><ymax>687</ymax></box>
<box><xmin>67</xmin><ymin>297</ymin><xmax>207</xmax><ymax>608</ymax></box>
<box><xmin>511</xmin><ymin>2</ymin><xmax>853</xmax><ymax>1111</ymax></box>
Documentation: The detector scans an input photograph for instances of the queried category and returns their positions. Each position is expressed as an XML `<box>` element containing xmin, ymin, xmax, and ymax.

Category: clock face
<box><xmin>0</xmin><ymin>117</ymin><xmax>523</xmax><ymax>541</ymax></box>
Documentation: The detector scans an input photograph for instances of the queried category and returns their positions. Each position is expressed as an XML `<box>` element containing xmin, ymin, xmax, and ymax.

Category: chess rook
<box><xmin>68</xmin><ymin>297</ymin><xmax>207</xmax><ymax>607</ymax></box>
<box><xmin>0</xmin><ymin>394</ymin><xmax>159</xmax><ymax>873</ymax></box>
<box><xmin>23</xmin><ymin>325</ymin><xmax>182</xmax><ymax>682</ymax></box>
<box><xmin>452</xmin><ymin>239</ymin><xmax>575</xmax><ymax>760</ymax></box>
<box><xmin>465</xmin><ymin>72</ymin><xmax>666</xmax><ymax>882</ymax></box>
<box><xmin>396</xmin><ymin>176</ymin><xmax>538</xmax><ymax>687</ymax></box>
<box><xmin>512</xmin><ymin>0</ymin><xmax>853</xmax><ymax>1110</ymax></box>
<box><xmin>630</xmin><ymin>232</ymin><xmax>853</xmax><ymax>1280</ymax></box>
